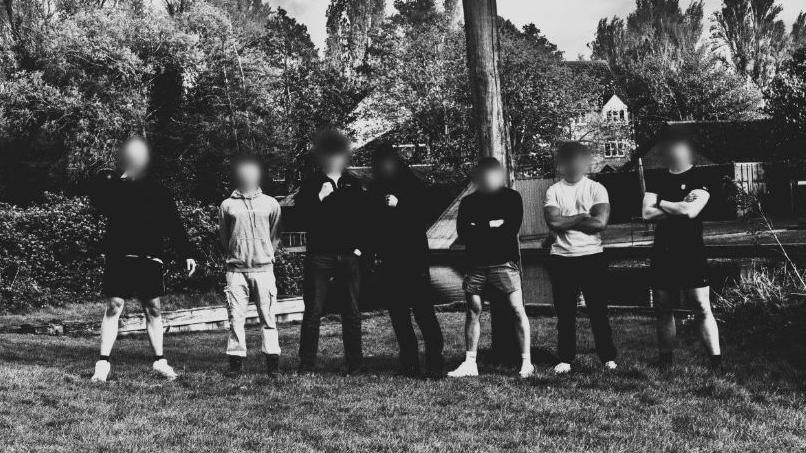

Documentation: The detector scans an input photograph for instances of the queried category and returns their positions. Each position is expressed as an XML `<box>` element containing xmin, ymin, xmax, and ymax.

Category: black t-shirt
<box><xmin>457</xmin><ymin>187</ymin><xmax>523</xmax><ymax>266</ymax></box>
<box><xmin>648</xmin><ymin>167</ymin><xmax>710</xmax><ymax>258</ymax></box>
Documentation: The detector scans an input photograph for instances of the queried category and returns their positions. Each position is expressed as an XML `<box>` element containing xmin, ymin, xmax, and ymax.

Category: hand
<box><xmin>186</xmin><ymin>259</ymin><xmax>197</xmax><ymax>277</ymax></box>
<box><xmin>385</xmin><ymin>194</ymin><xmax>399</xmax><ymax>207</ymax></box>
<box><xmin>318</xmin><ymin>182</ymin><xmax>335</xmax><ymax>201</ymax></box>
<box><xmin>684</xmin><ymin>191</ymin><xmax>699</xmax><ymax>202</ymax></box>
<box><xmin>353</xmin><ymin>249</ymin><xmax>362</xmax><ymax>257</ymax></box>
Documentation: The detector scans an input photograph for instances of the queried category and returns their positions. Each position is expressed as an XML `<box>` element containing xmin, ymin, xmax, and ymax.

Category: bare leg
<box><xmin>99</xmin><ymin>297</ymin><xmax>125</xmax><ymax>356</ymax></box>
<box><xmin>139</xmin><ymin>297</ymin><xmax>164</xmax><ymax>357</ymax></box>
<box><xmin>685</xmin><ymin>287</ymin><xmax>721</xmax><ymax>356</ymax></box>
<box><xmin>464</xmin><ymin>294</ymin><xmax>483</xmax><ymax>354</ymax></box>
<box><xmin>506</xmin><ymin>290</ymin><xmax>530</xmax><ymax>359</ymax></box>
<box><xmin>654</xmin><ymin>289</ymin><xmax>678</xmax><ymax>355</ymax></box>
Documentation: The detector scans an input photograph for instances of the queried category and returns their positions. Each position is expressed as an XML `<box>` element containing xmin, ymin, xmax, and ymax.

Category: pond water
<box><xmin>428</xmin><ymin>257</ymin><xmax>788</xmax><ymax>307</ymax></box>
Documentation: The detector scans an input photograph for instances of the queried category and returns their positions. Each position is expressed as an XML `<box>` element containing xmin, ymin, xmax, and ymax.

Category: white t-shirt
<box><xmin>544</xmin><ymin>177</ymin><xmax>609</xmax><ymax>257</ymax></box>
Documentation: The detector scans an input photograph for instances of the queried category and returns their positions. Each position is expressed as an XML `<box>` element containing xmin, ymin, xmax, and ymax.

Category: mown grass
<box><xmin>1</xmin><ymin>313</ymin><xmax>804</xmax><ymax>452</ymax></box>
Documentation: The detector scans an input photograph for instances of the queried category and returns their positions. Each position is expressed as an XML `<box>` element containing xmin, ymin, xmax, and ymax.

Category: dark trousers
<box><xmin>299</xmin><ymin>253</ymin><xmax>362</xmax><ymax>369</ymax></box>
<box><xmin>548</xmin><ymin>253</ymin><xmax>617</xmax><ymax>363</ymax></box>
<box><xmin>380</xmin><ymin>264</ymin><xmax>444</xmax><ymax>372</ymax></box>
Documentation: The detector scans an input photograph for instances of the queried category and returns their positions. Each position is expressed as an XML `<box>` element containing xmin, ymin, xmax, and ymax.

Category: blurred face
<box><xmin>119</xmin><ymin>139</ymin><xmax>150</xmax><ymax>176</ymax></box>
<box><xmin>375</xmin><ymin>157</ymin><xmax>398</xmax><ymax>180</ymax></box>
<box><xmin>234</xmin><ymin>161</ymin><xmax>262</xmax><ymax>191</ymax></box>
<box><xmin>558</xmin><ymin>152</ymin><xmax>590</xmax><ymax>181</ymax></box>
<box><xmin>475</xmin><ymin>167</ymin><xmax>505</xmax><ymax>193</ymax></box>
<box><xmin>320</xmin><ymin>152</ymin><xmax>348</xmax><ymax>174</ymax></box>
<box><xmin>664</xmin><ymin>140</ymin><xmax>693</xmax><ymax>169</ymax></box>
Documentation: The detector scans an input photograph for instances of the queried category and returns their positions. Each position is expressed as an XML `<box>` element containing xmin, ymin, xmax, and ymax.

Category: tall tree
<box><xmin>591</xmin><ymin>0</ymin><xmax>762</xmax><ymax>122</ymax></box>
<box><xmin>792</xmin><ymin>11</ymin><xmax>806</xmax><ymax>50</ymax></box>
<box><xmin>711</xmin><ymin>0</ymin><xmax>789</xmax><ymax>88</ymax></box>
<box><xmin>325</xmin><ymin>0</ymin><xmax>386</xmax><ymax>78</ymax></box>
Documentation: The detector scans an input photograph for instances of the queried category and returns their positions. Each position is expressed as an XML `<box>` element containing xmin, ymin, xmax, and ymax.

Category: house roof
<box><xmin>625</xmin><ymin>119</ymin><xmax>782</xmax><ymax>171</ymax></box>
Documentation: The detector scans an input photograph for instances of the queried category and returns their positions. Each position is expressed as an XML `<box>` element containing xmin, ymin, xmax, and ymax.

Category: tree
<box><xmin>711</xmin><ymin>0</ymin><xmax>789</xmax><ymax>89</ymax></box>
<box><xmin>792</xmin><ymin>12</ymin><xmax>806</xmax><ymax>49</ymax></box>
<box><xmin>325</xmin><ymin>0</ymin><xmax>386</xmax><ymax>79</ymax></box>
<box><xmin>767</xmin><ymin>46</ymin><xmax>806</xmax><ymax>139</ymax></box>
<box><xmin>591</xmin><ymin>0</ymin><xmax>762</xmax><ymax>122</ymax></box>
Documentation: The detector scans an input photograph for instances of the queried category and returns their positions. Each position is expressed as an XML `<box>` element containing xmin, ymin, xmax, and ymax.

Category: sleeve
<box><xmin>592</xmin><ymin>182</ymin><xmax>610</xmax><ymax>204</ymax></box>
<box><xmin>294</xmin><ymin>178</ymin><xmax>322</xmax><ymax>232</ymax></box>
<box><xmin>693</xmin><ymin>170</ymin><xmax>711</xmax><ymax>193</ymax></box>
<box><xmin>164</xmin><ymin>189</ymin><xmax>196</xmax><ymax>260</ymax></box>
<box><xmin>502</xmin><ymin>190</ymin><xmax>524</xmax><ymax>236</ymax></box>
<box><xmin>456</xmin><ymin>198</ymin><xmax>472</xmax><ymax>244</ymax></box>
<box><xmin>88</xmin><ymin>171</ymin><xmax>118</xmax><ymax>216</ymax></box>
<box><xmin>544</xmin><ymin>185</ymin><xmax>559</xmax><ymax>208</ymax></box>
<box><xmin>269</xmin><ymin>198</ymin><xmax>282</xmax><ymax>249</ymax></box>
<box><xmin>218</xmin><ymin>202</ymin><xmax>230</xmax><ymax>250</ymax></box>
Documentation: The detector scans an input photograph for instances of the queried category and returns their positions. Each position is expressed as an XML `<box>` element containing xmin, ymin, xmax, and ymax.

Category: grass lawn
<box><xmin>1</xmin><ymin>313</ymin><xmax>805</xmax><ymax>452</ymax></box>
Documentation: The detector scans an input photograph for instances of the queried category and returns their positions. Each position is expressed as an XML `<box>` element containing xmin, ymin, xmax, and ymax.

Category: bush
<box><xmin>713</xmin><ymin>264</ymin><xmax>806</xmax><ymax>366</ymax></box>
<box><xmin>0</xmin><ymin>194</ymin><xmax>304</xmax><ymax>313</ymax></box>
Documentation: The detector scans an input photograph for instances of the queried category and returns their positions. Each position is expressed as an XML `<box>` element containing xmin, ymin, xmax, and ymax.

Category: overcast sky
<box><xmin>271</xmin><ymin>0</ymin><xmax>804</xmax><ymax>59</ymax></box>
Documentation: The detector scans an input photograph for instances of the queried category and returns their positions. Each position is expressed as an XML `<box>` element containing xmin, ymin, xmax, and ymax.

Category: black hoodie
<box><xmin>90</xmin><ymin>172</ymin><xmax>196</xmax><ymax>261</ymax></box>
<box><xmin>296</xmin><ymin>171</ymin><xmax>368</xmax><ymax>255</ymax></box>
<box><xmin>367</xmin><ymin>165</ymin><xmax>430</xmax><ymax>269</ymax></box>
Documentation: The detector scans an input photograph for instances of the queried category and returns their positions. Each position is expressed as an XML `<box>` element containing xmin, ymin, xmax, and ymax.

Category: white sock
<box><xmin>465</xmin><ymin>351</ymin><xmax>477</xmax><ymax>363</ymax></box>
<box><xmin>521</xmin><ymin>353</ymin><xmax>531</xmax><ymax>366</ymax></box>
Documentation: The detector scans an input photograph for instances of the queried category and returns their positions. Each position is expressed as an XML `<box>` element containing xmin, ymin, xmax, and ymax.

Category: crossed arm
<box><xmin>544</xmin><ymin>203</ymin><xmax>610</xmax><ymax>234</ymax></box>
<box><xmin>642</xmin><ymin>190</ymin><xmax>709</xmax><ymax>222</ymax></box>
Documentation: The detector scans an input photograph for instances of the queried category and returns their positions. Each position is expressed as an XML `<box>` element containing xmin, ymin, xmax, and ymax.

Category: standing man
<box><xmin>642</xmin><ymin>131</ymin><xmax>722</xmax><ymax>369</ymax></box>
<box><xmin>448</xmin><ymin>158</ymin><xmax>534</xmax><ymax>379</ymax></box>
<box><xmin>544</xmin><ymin>142</ymin><xmax>617</xmax><ymax>375</ymax></box>
<box><xmin>296</xmin><ymin>129</ymin><xmax>367</xmax><ymax>375</ymax></box>
<box><xmin>368</xmin><ymin>146</ymin><xmax>444</xmax><ymax>378</ymax></box>
<box><xmin>90</xmin><ymin>137</ymin><xmax>197</xmax><ymax>382</ymax></box>
<box><xmin>219</xmin><ymin>154</ymin><xmax>283</xmax><ymax>378</ymax></box>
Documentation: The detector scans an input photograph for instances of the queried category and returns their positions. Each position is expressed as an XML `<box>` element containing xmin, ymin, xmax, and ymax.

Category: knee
<box><xmin>692</xmin><ymin>302</ymin><xmax>713</xmax><ymax>320</ymax></box>
<box><xmin>143</xmin><ymin>303</ymin><xmax>161</xmax><ymax>319</ymax></box>
<box><xmin>105</xmin><ymin>298</ymin><xmax>124</xmax><ymax>317</ymax></box>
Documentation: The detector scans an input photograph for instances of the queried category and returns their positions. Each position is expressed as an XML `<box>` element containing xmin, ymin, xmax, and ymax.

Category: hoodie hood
<box><xmin>230</xmin><ymin>188</ymin><xmax>263</xmax><ymax>200</ymax></box>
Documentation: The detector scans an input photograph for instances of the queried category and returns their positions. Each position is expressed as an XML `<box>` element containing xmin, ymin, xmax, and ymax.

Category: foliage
<box><xmin>714</xmin><ymin>265</ymin><xmax>806</xmax><ymax>363</ymax></box>
<box><xmin>0</xmin><ymin>195</ymin><xmax>304</xmax><ymax>313</ymax></box>
<box><xmin>0</xmin><ymin>1</ymin><xmax>364</xmax><ymax>203</ymax></box>
<box><xmin>711</xmin><ymin>0</ymin><xmax>790</xmax><ymax>89</ymax></box>
<box><xmin>591</xmin><ymin>0</ymin><xmax>763</xmax><ymax>122</ymax></box>
<box><xmin>766</xmin><ymin>45</ymin><xmax>806</xmax><ymax>139</ymax></box>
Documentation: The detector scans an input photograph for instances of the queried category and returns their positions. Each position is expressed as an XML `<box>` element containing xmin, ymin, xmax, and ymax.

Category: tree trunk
<box><xmin>462</xmin><ymin>0</ymin><xmax>520</xmax><ymax>367</ymax></box>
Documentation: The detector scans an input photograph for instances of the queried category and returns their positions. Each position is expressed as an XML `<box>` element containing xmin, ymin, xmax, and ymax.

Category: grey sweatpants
<box><xmin>225</xmin><ymin>270</ymin><xmax>280</xmax><ymax>357</ymax></box>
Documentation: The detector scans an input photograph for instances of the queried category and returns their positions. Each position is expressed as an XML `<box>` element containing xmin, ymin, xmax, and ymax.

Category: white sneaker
<box><xmin>447</xmin><ymin>360</ymin><xmax>479</xmax><ymax>378</ymax></box>
<box><xmin>518</xmin><ymin>362</ymin><xmax>535</xmax><ymax>378</ymax></box>
<box><xmin>554</xmin><ymin>362</ymin><xmax>571</xmax><ymax>374</ymax></box>
<box><xmin>152</xmin><ymin>359</ymin><xmax>178</xmax><ymax>381</ymax></box>
<box><xmin>91</xmin><ymin>360</ymin><xmax>111</xmax><ymax>382</ymax></box>
<box><xmin>604</xmin><ymin>361</ymin><xmax>618</xmax><ymax>370</ymax></box>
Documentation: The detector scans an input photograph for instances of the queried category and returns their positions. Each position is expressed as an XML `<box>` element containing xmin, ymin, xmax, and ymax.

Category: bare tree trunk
<box><xmin>463</xmin><ymin>0</ymin><xmax>519</xmax><ymax>367</ymax></box>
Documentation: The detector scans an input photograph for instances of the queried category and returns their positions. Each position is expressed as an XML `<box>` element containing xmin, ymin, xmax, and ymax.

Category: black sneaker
<box><xmin>225</xmin><ymin>355</ymin><xmax>243</xmax><ymax>377</ymax></box>
<box><xmin>424</xmin><ymin>355</ymin><xmax>445</xmax><ymax>380</ymax></box>
<box><xmin>266</xmin><ymin>354</ymin><xmax>280</xmax><ymax>379</ymax></box>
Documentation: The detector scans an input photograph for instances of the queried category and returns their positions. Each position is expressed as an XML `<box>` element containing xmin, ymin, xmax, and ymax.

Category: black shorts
<box><xmin>102</xmin><ymin>256</ymin><xmax>165</xmax><ymax>299</ymax></box>
<box><xmin>650</xmin><ymin>253</ymin><xmax>708</xmax><ymax>290</ymax></box>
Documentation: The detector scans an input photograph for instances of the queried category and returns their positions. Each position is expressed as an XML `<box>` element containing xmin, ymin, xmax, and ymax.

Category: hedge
<box><xmin>0</xmin><ymin>194</ymin><xmax>303</xmax><ymax>313</ymax></box>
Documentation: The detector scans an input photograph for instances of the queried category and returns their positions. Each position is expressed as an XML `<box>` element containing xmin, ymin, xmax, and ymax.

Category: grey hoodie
<box><xmin>219</xmin><ymin>188</ymin><xmax>281</xmax><ymax>272</ymax></box>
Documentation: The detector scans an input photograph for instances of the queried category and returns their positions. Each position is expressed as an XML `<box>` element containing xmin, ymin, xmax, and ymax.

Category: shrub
<box><xmin>713</xmin><ymin>264</ymin><xmax>806</xmax><ymax>365</ymax></box>
<box><xmin>0</xmin><ymin>194</ymin><xmax>304</xmax><ymax>313</ymax></box>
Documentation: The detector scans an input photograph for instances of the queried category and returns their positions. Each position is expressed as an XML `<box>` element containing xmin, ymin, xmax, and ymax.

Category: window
<box><xmin>604</xmin><ymin>141</ymin><xmax>628</xmax><ymax>158</ymax></box>
<box><xmin>605</xmin><ymin>109</ymin><xmax>627</xmax><ymax>123</ymax></box>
